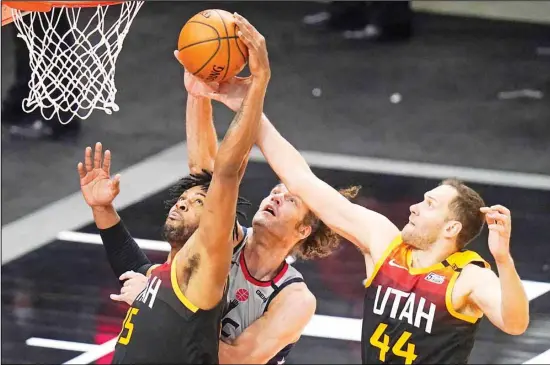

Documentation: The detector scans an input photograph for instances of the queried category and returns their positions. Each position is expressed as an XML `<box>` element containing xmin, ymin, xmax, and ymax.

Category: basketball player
<box><xmin>195</xmin><ymin>79</ymin><xmax>530</xmax><ymax>364</ymax></box>
<box><xmin>80</xmin><ymin>42</ymin><xmax>356</xmax><ymax>365</ymax></box>
<box><xmin>78</xmin><ymin>13</ymin><xmax>271</xmax><ymax>364</ymax></box>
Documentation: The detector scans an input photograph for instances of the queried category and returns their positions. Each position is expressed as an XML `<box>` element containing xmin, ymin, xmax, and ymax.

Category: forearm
<box><xmin>218</xmin><ymin>341</ymin><xmax>241</xmax><ymax>365</ymax></box>
<box><xmin>186</xmin><ymin>95</ymin><xmax>218</xmax><ymax>173</ymax></box>
<box><xmin>215</xmin><ymin>78</ymin><xmax>268</xmax><ymax>175</ymax></box>
<box><xmin>218</xmin><ymin>339</ymin><xmax>266</xmax><ymax>365</ymax></box>
<box><xmin>496</xmin><ymin>256</ymin><xmax>529</xmax><ymax>333</ymax></box>
<box><xmin>98</xmin><ymin>217</ymin><xmax>152</xmax><ymax>281</ymax></box>
<box><xmin>256</xmin><ymin>114</ymin><xmax>312</xmax><ymax>190</ymax></box>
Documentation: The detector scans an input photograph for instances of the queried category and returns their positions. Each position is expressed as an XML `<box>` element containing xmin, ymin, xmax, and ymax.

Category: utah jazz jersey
<box><xmin>222</xmin><ymin>228</ymin><xmax>304</xmax><ymax>364</ymax></box>
<box><xmin>112</xmin><ymin>257</ymin><xmax>226</xmax><ymax>364</ymax></box>
<box><xmin>362</xmin><ymin>235</ymin><xmax>489</xmax><ymax>365</ymax></box>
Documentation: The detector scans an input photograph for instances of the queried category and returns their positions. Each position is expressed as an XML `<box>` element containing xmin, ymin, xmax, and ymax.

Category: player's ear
<box><xmin>298</xmin><ymin>224</ymin><xmax>312</xmax><ymax>241</ymax></box>
<box><xmin>444</xmin><ymin>220</ymin><xmax>462</xmax><ymax>239</ymax></box>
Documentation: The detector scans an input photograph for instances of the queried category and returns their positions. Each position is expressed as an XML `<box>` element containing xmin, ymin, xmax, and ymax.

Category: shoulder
<box><xmin>269</xmin><ymin>281</ymin><xmax>316</xmax><ymax>314</ymax></box>
<box><xmin>461</xmin><ymin>262</ymin><xmax>492</xmax><ymax>277</ymax></box>
<box><xmin>458</xmin><ymin>262</ymin><xmax>497</xmax><ymax>293</ymax></box>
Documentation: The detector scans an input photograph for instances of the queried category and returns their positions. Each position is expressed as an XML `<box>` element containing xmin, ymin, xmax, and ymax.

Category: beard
<box><xmin>401</xmin><ymin>224</ymin><xmax>439</xmax><ymax>250</ymax></box>
<box><xmin>161</xmin><ymin>221</ymin><xmax>196</xmax><ymax>249</ymax></box>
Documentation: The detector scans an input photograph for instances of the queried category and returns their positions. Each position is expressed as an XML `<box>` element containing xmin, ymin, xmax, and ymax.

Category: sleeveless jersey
<box><xmin>362</xmin><ymin>235</ymin><xmax>490</xmax><ymax>365</ymax></box>
<box><xmin>221</xmin><ymin>228</ymin><xmax>304</xmax><ymax>364</ymax></box>
<box><xmin>112</xmin><ymin>256</ymin><xmax>227</xmax><ymax>364</ymax></box>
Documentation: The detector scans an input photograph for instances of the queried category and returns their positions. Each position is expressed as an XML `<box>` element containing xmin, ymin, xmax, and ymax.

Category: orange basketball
<box><xmin>176</xmin><ymin>9</ymin><xmax>249</xmax><ymax>83</ymax></box>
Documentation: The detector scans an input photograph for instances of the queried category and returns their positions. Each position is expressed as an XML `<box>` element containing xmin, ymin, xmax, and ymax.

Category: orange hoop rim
<box><xmin>4</xmin><ymin>1</ymin><xmax>125</xmax><ymax>13</ymax></box>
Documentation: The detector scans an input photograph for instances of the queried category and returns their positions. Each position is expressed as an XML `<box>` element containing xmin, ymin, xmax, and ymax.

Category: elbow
<box><xmin>504</xmin><ymin>315</ymin><xmax>530</xmax><ymax>335</ymax></box>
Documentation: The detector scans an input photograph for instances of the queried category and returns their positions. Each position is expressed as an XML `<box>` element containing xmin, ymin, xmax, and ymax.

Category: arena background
<box><xmin>2</xmin><ymin>1</ymin><xmax>549</xmax><ymax>364</ymax></box>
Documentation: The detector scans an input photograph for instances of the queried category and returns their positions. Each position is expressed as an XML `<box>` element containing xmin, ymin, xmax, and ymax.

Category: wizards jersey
<box><xmin>362</xmin><ymin>235</ymin><xmax>489</xmax><ymax>364</ymax></box>
<box><xmin>222</xmin><ymin>228</ymin><xmax>305</xmax><ymax>364</ymax></box>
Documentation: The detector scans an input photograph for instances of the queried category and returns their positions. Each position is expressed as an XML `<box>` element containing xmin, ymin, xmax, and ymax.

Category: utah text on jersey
<box><xmin>362</xmin><ymin>235</ymin><xmax>489</xmax><ymax>364</ymax></box>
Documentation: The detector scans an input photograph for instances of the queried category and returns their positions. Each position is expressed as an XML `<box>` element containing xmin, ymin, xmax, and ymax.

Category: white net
<box><xmin>10</xmin><ymin>1</ymin><xmax>144</xmax><ymax>123</ymax></box>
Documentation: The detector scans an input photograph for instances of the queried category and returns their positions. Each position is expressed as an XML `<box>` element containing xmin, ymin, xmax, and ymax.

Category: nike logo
<box><xmin>388</xmin><ymin>259</ymin><xmax>408</xmax><ymax>270</ymax></box>
<box><xmin>277</xmin><ymin>359</ymin><xmax>285</xmax><ymax>365</ymax></box>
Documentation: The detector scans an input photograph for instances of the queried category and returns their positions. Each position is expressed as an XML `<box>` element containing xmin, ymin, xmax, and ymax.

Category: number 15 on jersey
<box><xmin>118</xmin><ymin>308</ymin><xmax>140</xmax><ymax>345</ymax></box>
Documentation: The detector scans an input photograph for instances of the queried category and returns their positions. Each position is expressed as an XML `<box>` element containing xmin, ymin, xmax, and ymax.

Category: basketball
<box><xmin>176</xmin><ymin>9</ymin><xmax>249</xmax><ymax>83</ymax></box>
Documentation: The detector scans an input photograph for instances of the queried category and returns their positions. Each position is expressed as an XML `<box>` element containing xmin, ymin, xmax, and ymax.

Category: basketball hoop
<box><xmin>2</xmin><ymin>1</ymin><xmax>144</xmax><ymax>123</ymax></box>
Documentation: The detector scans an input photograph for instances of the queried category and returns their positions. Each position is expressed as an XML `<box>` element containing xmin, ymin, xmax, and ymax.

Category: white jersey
<box><xmin>221</xmin><ymin>228</ymin><xmax>304</xmax><ymax>364</ymax></box>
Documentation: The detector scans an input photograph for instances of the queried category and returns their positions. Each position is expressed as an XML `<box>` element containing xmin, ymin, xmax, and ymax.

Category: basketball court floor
<box><xmin>2</xmin><ymin>2</ymin><xmax>550</xmax><ymax>364</ymax></box>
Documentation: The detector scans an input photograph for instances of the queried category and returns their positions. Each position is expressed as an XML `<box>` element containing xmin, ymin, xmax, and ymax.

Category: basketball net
<box><xmin>6</xmin><ymin>1</ymin><xmax>144</xmax><ymax>123</ymax></box>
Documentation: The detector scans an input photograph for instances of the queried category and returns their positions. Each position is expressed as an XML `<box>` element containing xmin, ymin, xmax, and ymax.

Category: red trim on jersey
<box><xmin>239</xmin><ymin>248</ymin><xmax>289</xmax><ymax>287</ymax></box>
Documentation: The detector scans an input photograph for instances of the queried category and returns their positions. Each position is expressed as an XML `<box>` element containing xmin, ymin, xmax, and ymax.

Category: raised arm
<box><xmin>219</xmin><ymin>283</ymin><xmax>315</xmax><ymax>364</ymax></box>
<box><xmin>176</xmin><ymin>14</ymin><xmax>271</xmax><ymax>310</ymax></box>
<box><xmin>200</xmin><ymin>86</ymin><xmax>399</xmax><ymax>258</ymax></box>
<box><xmin>77</xmin><ymin>143</ymin><xmax>153</xmax><ymax>282</ymax></box>
<box><xmin>256</xmin><ymin>115</ymin><xmax>399</xmax><ymax>260</ymax></box>
<box><xmin>183</xmin><ymin>71</ymin><xmax>218</xmax><ymax>174</ymax></box>
<box><xmin>467</xmin><ymin>205</ymin><xmax>529</xmax><ymax>335</ymax></box>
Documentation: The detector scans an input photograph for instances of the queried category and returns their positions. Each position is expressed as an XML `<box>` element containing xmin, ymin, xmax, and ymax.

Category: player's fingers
<box><xmin>103</xmin><ymin>150</ymin><xmax>112</xmax><ymax>174</ymax></box>
<box><xmin>234</xmin><ymin>12</ymin><xmax>257</xmax><ymax>35</ymax></box>
<box><xmin>112</xmin><ymin>174</ymin><xmax>121</xmax><ymax>192</ymax></box>
<box><xmin>487</xmin><ymin>212</ymin><xmax>508</xmax><ymax>224</ymax></box>
<box><xmin>110</xmin><ymin>293</ymin><xmax>125</xmax><ymax>302</ymax></box>
<box><xmin>119</xmin><ymin>270</ymin><xmax>135</xmax><ymax>281</ymax></box>
<box><xmin>77</xmin><ymin>162</ymin><xmax>86</xmax><ymax>179</ymax></box>
<box><xmin>235</xmin><ymin>28</ymin><xmax>255</xmax><ymax>49</ymax></box>
<box><xmin>173</xmin><ymin>49</ymin><xmax>179</xmax><ymax>61</ymax></box>
<box><xmin>488</xmin><ymin>224</ymin><xmax>506</xmax><ymax>233</ymax></box>
<box><xmin>94</xmin><ymin>142</ymin><xmax>102</xmax><ymax>169</ymax></box>
<box><xmin>480</xmin><ymin>207</ymin><xmax>491</xmax><ymax>213</ymax></box>
<box><xmin>85</xmin><ymin>146</ymin><xmax>93</xmax><ymax>171</ymax></box>
<box><xmin>490</xmin><ymin>204</ymin><xmax>511</xmax><ymax>216</ymax></box>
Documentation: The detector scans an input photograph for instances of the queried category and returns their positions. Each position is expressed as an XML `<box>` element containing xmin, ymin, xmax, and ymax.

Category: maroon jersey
<box><xmin>362</xmin><ymin>235</ymin><xmax>489</xmax><ymax>364</ymax></box>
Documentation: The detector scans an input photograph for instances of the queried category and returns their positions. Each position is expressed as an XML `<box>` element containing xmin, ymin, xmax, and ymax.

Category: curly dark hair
<box><xmin>164</xmin><ymin>169</ymin><xmax>251</xmax><ymax>240</ymax></box>
<box><xmin>291</xmin><ymin>185</ymin><xmax>361</xmax><ymax>260</ymax></box>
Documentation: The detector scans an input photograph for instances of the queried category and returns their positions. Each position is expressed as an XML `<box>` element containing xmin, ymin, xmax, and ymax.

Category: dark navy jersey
<box><xmin>112</xmin><ymin>257</ymin><xmax>226</xmax><ymax>364</ymax></box>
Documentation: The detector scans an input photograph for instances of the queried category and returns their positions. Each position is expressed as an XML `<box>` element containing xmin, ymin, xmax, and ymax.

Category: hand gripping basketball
<box><xmin>233</xmin><ymin>12</ymin><xmax>270</xmax><ymax>81</ymax></box>
<box><xmin>182</xmin><ymin>68</ymin><xmax>251</xmax><ymax>112</ymax></box>
<box><xmin>77</xmin><ymin>142</ymin><xmax>121</xmax><ymax>208</ymax></box>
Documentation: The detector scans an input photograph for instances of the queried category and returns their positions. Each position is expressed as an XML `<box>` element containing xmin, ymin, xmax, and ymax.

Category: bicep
<box><xmin>469</xmin><ymin>268</ymin><xmax>505</xmax><ymax>331</ymax></box>
<box><xmin>181</xmin><ymin>174</ymin><xmax>240</xmax><ymax>308</ymax></box>
<box><xmin>293</xmin><ymin>174</ymin><xmax>399</xmax><ymax>257</ymax></box>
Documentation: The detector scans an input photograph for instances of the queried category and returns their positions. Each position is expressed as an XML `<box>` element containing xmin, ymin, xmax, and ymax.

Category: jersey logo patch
<box><xmin>388</xmin><ymin>259</ymin><xmax>407</xmax><ymax>270</ymax></box>
<box><xmin>425</xmin><ymin>272</ymin><xmax>445</xmax><ymax>284</ymax></box>
<box><xmin>256</xmin><ymin>289</ymin><xmax>268</xmax><ymax>303</ymax></box>
<box><xmin>236</xmin><ymin>288</ymin><xmax>249</xmax><ymax>302</ymax></box>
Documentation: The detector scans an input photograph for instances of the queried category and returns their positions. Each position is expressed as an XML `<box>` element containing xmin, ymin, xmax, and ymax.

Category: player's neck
<box><xmin>245</xmin><ymin>232</ymin><xmax>290</xmax><ymax>281</ymax></box>
<box><xmin>410</xmin><ymin>239</ymin><xmax>456</xmax><ymax>269</ymax></box>
<box><xmin>166</xmin><ymin>247</ymin><xmax>180</xmax><ymax>264</ymax></box>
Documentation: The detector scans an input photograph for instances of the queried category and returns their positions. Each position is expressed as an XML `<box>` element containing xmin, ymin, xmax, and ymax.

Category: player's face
<box><xmin>252</xmin><ymin>184</ymin><xmax>311</xmax><ymax>243</ymax></box>
<box><xmin>162</xmin><ymin>185</ymin><xmax>206</xmax><ymax>247</ymax></box>
<box><xmin>401</xmin><ymin>185</ymin><xmax>458</xmax><ymax>249</ymax></box>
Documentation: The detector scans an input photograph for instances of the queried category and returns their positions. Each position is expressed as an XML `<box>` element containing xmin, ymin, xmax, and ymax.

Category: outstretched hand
<box><xmin>77</xmin><ymin>142</ymin><xmax>121</xmax><ymax>208</ymax></box>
